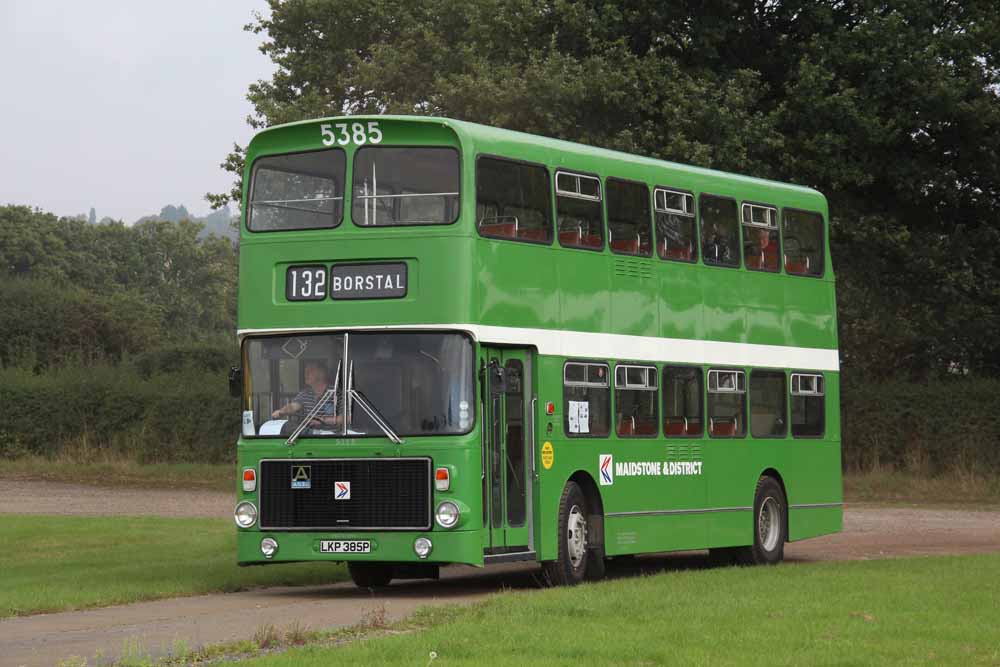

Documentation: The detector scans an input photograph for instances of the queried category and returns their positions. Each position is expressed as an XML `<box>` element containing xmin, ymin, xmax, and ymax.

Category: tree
<box><xmin>211</xmin><ymin>0</ymin><xmax>1000</xmax><ymax>378</ymax></box>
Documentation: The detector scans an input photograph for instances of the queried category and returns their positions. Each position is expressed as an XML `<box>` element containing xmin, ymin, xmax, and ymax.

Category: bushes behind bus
<box><xmin>0</xmin><ymin>361</ymin><xmax>239</xmax><ymax>464</ymax></box>
<box><xmin>841</xmin><ymin>376</ymin><xmax>1000</xmax><ymax>476</ymax></box>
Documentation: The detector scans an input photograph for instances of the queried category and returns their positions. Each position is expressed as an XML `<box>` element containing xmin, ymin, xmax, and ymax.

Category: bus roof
<box><xmin>252</xmin><ymin>114</ymin><xmax>825</xmax><ymax>202</ymax></box>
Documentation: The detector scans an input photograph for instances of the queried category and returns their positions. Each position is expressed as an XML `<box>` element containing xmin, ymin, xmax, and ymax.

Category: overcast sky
<box><xmin>0</xmin><ymin>1</ymin><xmax>274</xmax><ymax>222</ymax></box>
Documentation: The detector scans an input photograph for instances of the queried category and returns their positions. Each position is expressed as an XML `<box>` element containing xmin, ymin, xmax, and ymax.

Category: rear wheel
<box><xmin>348</xmin><ymin>562</ymin><xmax>394</xmax><ymax>589</ymax></box>
<box><xmin>735</xmin><ymin>476</ymin><xmax>787</xmax><ymax>565</ymax></box>
<box><xmin>543</xmin><ymin>481</ymin><xmax>596</xmax><ymax>586</ymax></box>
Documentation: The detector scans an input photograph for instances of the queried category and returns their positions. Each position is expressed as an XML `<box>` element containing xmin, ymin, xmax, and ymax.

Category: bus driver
<box><xmin>271</xmin><ymin>360</ymin><xmax>342</xmax><ymax>429</ymax></box>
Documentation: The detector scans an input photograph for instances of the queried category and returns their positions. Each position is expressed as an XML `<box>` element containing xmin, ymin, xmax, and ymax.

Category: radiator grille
<box><xmin>259</xmin><ymin>458</ymin><xmax>431</xmax><ymax>530</ymax></box>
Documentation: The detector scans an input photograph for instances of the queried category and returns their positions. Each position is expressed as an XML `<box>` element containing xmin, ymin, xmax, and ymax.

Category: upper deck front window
<box><xmin>248</xmin><ymin>149</ymin><xmax>346</xmax><ymax>231</ymax></box>
<box><xmin>352</xmin><ymin>147</ymin><xmax>460</xmax><ymax>226</ymax></box>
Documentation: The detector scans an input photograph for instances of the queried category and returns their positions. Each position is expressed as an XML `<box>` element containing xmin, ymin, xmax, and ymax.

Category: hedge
<box><xmin>0</xmin><ymin>364</ymin><xmax>239</xmax><ymax>463</ymax></box>
<box><xmin>840</xmin><ymin>376</ymin><xmax>1000</xmax><ymax>475</ymax></box>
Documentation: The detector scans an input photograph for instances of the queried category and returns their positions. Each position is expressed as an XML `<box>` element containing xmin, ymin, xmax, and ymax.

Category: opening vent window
<box><xmin>249</xmin><ymin>149</ymin><xmax>346</xmax><ymax>231</ymax></box>
<box><xmin>790</xmin><ymin>373</ymin><xmax>825</xmax><ymax>437</ymax></box>
<box><xmin>654</xmin><ymin>188</ymin><xmax>697</xmax><ymax>262</ymax></box>
<box><xmin>476</xmin><ymin>157</ymin><xmax>552</xmax><ymax>243</ymax></box>
<box><xmin>556</xmin><ymin>171</ymin><xmax>603</xmax><ymax>250</ymax></box>
<box><xmin>700</xmin><ymin>195</ymin><xmax>740</xmax><ymax>267</ymax></box>
<box><xmin>662</xmin><ymin>366</ymin><xmax>703</xmax><ymax>436</ymax></box>
<box><xmin>606</xmin><ymin>179</ymin><xmax>652</xmax><ymax>257</ymax></box>
<box><xmin>742</xmin><ymin>203</ymin><xmax>780</xmax><ymax>272</ymax></box>
<box><xmin>615</xmin><ymin>365</ymin><xmax>658</xmax><ymax>437</ymax></box>
<box><xmin>351</xmin><ymin>147</ymin><xmax>460</xmax><ymax>226</ymax></box>
<box><xmin>783</xmin><ymin>209</ymin><xmax>825</xmax><ymax>276</ymax></box>
<box><xmin>750</xmin><ymin>371</ymin><xmax>786</xmax><ymax>438</ymax></box>
<box><xmin>707</xmin><ymin>369</ymin><xmax>746</xmax><ymax>437</ymax></box>
<box><xmin>563</xmin><ymin>362</ymin><xmax>610</xmax><ymax>437</ymax></box>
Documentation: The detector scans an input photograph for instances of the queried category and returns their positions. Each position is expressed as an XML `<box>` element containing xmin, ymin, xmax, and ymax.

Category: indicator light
<box><xmin>242</xmin><ymin>468</ymin><xmax>257</xmax><ymax>492</ymax></box>
<box><xmin>435</xmin><ymin>467</ymin><xmax>450</xmax><ymax>492</ymax></box>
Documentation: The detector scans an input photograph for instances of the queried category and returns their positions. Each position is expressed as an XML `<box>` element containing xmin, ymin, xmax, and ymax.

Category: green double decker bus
<box><xmin>231</xmin><ymin>115</ymin><xmax>841</xmax><ymax>587</ymax></box>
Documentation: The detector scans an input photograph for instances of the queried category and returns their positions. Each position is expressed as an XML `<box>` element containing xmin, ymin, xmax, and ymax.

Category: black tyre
<box><xmin>734</xmin><ymin>476</ymin><xmax>787</xmax><ymax>565</ymax></box>
<box><xmin>348</xmin><ymin>562</ymin><xmax>394</xmax><ymax>589</ymax></box>
<box><xmin>542</xmin><ymin>481</ymin><xmax>600</xmax><ymax>586</ymax></box>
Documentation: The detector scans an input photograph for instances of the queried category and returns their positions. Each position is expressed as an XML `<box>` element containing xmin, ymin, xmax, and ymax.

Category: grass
<box><xmin>0</xmin><ymin>456</ymin><xmax>230</xmax><ymax>490</ymax></box>
<box><xmin>0</xmin><ymin>515</ymin><xmax>346</xmax><ymax>618</ymax></box>
<box><xmin>209</xmin><ymin>554</ymin><xmax>1000</xmax><ymax>667</ymax></box>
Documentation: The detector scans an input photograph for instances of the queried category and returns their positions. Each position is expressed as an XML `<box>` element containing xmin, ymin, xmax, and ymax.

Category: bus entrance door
<box><xmin>482</xmin><ymin>347</ymin><xmax>532</xmax><ymax>554</ymax></box>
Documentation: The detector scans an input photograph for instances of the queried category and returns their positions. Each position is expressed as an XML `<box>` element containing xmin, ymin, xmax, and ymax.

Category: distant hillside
<box><xmin>134</xmin><ymin>205</ymin><xmax>238</xmax><ymax>241</ymax></box>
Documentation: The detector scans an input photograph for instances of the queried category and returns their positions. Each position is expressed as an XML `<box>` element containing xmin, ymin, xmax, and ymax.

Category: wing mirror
<box><xmin>228</xmin><ymin>366</ymin><xmax>243</xmax><ymax>398</ymax></box>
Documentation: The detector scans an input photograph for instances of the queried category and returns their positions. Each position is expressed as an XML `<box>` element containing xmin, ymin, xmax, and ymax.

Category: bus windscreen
<box><xmin>243</xmin><ymin>332</ymin><xmax>474</xmax><ymax>438</ymax></box>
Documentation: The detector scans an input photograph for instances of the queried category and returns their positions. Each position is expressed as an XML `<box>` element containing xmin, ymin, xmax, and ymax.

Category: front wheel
<box><xmin>348</xmin><ymin>562</ymin><xmax>393</xmax><ymax>589</ymax></box>
<box><xmin>542</xmin><ymin>481</ymin><xmax>597</xmax><ymax>586</ymax></box>
<box><xmin>735</xmin><ymin>476</ymin><xmax>787</xmax><ymax>565</ymax></box>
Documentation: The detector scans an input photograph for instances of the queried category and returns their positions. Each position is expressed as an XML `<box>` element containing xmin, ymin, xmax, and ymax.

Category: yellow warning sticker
<box><xmin>541</xmin><ymin>441</ymin><xmax>554</xmax><ymax>470</ymax></box>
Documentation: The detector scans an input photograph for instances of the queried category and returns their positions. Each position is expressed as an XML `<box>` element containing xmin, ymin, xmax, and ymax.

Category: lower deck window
<box><xmin>662</xmin><ymin>366</ymin><xmax>703</xmax><ymax>436</ymax></box>
<box><xmin>707</xmin><ymin>369</ymin><xmax>746</xmax><ymax>437</ymax></box>
<box><xmin>750</xmin><ymin>370</ymin><xmax>786</xmax><ymax>438</ymax></box>
<box><xmin>563</xmin><ymin>362</ymin><xmax>610</xmax><ymax>437</ymax></box>
<box><xmin>615</xmin><ymin>365</ymin><xmax>658</xmax><ymax>436</ymax></box>
<box><xmin>791</xmin><ymin>373</ymin><xmax>825</xmax><ymax>436</ymax></box>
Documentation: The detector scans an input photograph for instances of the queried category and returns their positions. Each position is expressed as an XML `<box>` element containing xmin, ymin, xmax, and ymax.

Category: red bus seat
<box><xmin>611</xmin><ymin>238</ymin><xmax>640</xmax><ymax>254</ymax></box>
<box><xmin>518</xmin><ymin>227</ymin><xmax>549</xmax><ymax>242</ymax></box>
<box><xmin>481</xmin><ymin>222</ymin><xmax>518</xmax><ymax>239</ymax></box>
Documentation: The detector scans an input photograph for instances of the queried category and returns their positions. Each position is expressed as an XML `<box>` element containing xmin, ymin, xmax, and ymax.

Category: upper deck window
<box><xmin>248</xmin><ymin>149</ymin><xmax>346</xmax><ymax>231</ymax></box>
<box><xmin>556</xmin><ymin>171</ymin><xmax>604</xmax><ymax>250</ymax></box>
<box><xmin>742</xmin><ymin>203</ymin><xmax>780</xmax><ymax>272</ymax></box>
<box><xmin>783</xmin><ymin>209</ymin><xmax>825</xmax><ymax>277</ymax></box>
<box><xmin>700</xmin><ymin>195</ymin><xmax>740</xmax><ymax>268</ymax></box>
<box><xmin>351</xmin><ymin>147</ymin><xmax>460</xmax><ymax>226</ymax></box>
<box><xmin>606</xmin><ymin>179</ymin><xmax>652</xmax><ymax>257</ymax></box>
<box><xmin>476</xmin><ymin>157</ymin><xmax>552</xmax><ymax>243</ymax></box>
<box><xmin>654</xmin><ymin>188</ymin><xmax>697</xmax><ymax>262</ymax></box>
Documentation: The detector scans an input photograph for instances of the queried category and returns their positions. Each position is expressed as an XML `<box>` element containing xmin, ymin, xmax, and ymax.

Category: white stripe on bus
<box><xmin>237</xmin><ymin>323</ymin><xmax>840</xmax><ymax>371</ymax></box>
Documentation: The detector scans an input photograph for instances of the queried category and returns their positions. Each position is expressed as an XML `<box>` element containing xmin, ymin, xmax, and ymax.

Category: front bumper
<box><xmin>237</xmin><ymin>528</ymin><xmax>484</xmax><ymax>566</ymax></box>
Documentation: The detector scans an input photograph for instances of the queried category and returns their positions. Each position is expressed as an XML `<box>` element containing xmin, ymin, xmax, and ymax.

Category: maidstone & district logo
<box><xmin>599</xmin><ymin>454</ymin><xmax>614</xmax><ymax>486</ymax></box>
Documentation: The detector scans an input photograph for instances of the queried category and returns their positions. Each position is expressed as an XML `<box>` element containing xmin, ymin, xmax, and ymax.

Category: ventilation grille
<box><xmin>665</xmin><ymin>443</ymin><xmax>702</xmax><ymax>461</ymax></box>
<box><xmin>614</xmin><ymin>258</ymin><xmax>652</xmax><ymax>280</ymax></box>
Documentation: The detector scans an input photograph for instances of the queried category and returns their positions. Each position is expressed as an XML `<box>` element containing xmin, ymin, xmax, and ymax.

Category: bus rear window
<box><xmin>248</xmin><ymin>149</ymin><xmax>346</xmax><ymax>231</ymax></box>
<box><xmin>352</xmin><ymin>147</ymin><xmax>460</xmax><ymax>226</ymax></box>
<box><xmin>783</xmin><ymin>209</ymin><xmax>825</xmax><ymax>276</ymax></box>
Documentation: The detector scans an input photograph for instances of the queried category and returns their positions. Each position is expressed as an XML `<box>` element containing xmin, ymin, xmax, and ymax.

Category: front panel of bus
<box><xmin>234</xmin><ymin>117</ymin><xmax>489</xmax><ymax>567</ymax></box>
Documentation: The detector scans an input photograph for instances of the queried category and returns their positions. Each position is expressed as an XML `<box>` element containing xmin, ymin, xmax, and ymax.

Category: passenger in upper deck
<box><xmin>746</xmin><ymin>227</ymin><xmax>780</xmax><ymax>271</ymax></box>
<box><xmin>271</xmin><ymin>360</ymin><xmax>342</xmax><ymax>429</ymax></box>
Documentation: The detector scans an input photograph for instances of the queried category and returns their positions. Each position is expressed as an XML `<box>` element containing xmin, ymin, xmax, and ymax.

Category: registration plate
<box><xmin>320</xmin><ymin>540</ymin><xmax>371</xmax><ymax>554</ymax></box>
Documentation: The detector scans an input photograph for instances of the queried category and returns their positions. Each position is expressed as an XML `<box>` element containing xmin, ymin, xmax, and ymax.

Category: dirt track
<box><xmin>2</xmin><ymin>481</ymin><xmax>999</xmax><ymax>667</ymax></box>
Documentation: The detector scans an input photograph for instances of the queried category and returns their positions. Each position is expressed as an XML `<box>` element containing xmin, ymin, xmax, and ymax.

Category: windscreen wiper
<box><xmin>348</xmin><ymin>387</ymin><xmax>404</xmax><ymax>445</ymax></box>
<box><xmin>286</xmin><ymin>360</ymin><xmax>341</xmax><ymax>447</ymax></box>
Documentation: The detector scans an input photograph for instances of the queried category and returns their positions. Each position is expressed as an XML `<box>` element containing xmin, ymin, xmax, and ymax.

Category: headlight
<box><xmin>414</xmin><ymin>537</ymin><xmax>433</xmax><ymax>559</ymax></box>
<box><xmin>435</xmin><ymin>501</ymin><xmax>460</xmax><ymax>529</ymax></box>
<box><xmin>260</xmin><ymin>537</ymin><xmax>278</xmax><ymax>558</ymax></box>
<box><xmin>234</xmin><ymin>501</ymin><xmax>258</xmax><ymax>528</ymax></box>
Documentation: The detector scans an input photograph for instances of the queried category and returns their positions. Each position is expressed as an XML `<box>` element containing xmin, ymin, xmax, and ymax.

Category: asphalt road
<box><xmin>2</xmin><ymin>482</ymin><xmax>999</xmax><ymax>667</ymax></box>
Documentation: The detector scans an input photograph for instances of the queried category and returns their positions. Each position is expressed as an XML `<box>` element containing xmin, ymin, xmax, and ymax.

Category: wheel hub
<box><xmin>758</xmin><ymin>496</ymin><xmax>781</xmax><ymax>552</ymax></box>
<box><xmin>567</xmin><ymin>504</ymin><xmax>587</xmax><ymax>568</ymax></box>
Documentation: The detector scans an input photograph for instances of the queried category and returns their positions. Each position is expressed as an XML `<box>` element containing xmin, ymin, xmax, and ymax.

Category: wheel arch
<box><xmin>567</xmin><ymin>470</ymin><xmax>605</xmax><ymax>557</ymax></box>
